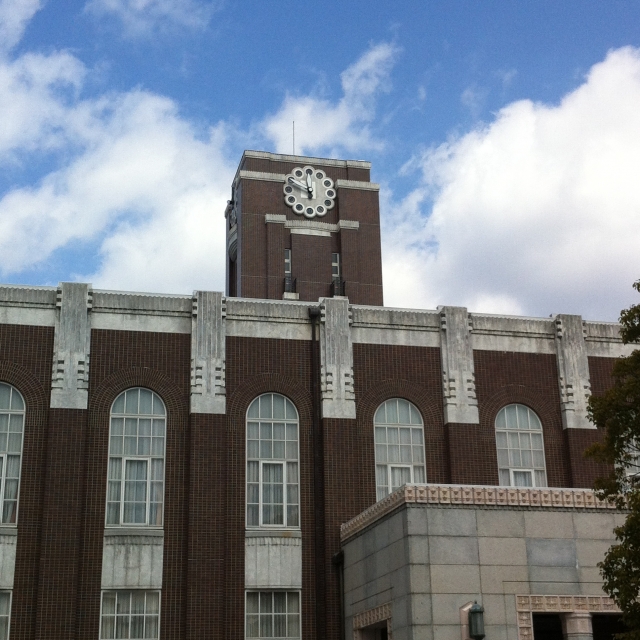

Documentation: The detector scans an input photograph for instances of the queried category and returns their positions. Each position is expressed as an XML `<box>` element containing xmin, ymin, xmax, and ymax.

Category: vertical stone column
<box><xmin>190</xmin><ymin>291</ymin><xmax>226</xmax><ymax>414</ymax></box>
<box><xmin>439</xmin><ymin>306</ymin><xmax>479</xmax><ymax>425</ymax></box>
<box><xmin>439</xmin><ymin>307</ymin><xmax>489</xmax><ymax>484</ymax></box>
<box><xmin>50</xmin><ymin>282</ymin><xmax>91</xmax><ymax>410</ymax></box>
<box><xmin>319</xmin><ymin>297</ymin><xmax>356</xmax><ymax>419</ymax></box>
<box><xmin>562</xmin><ymin>612</ymin><xmax>593</xmax><ymax>640</ymax></box>
<box><xmin>38</xmin><ymin>282</ymin><xmax>92</xmax><ymax>639</ymax></box>
<box><xmin>554</xmin><ymin>314</ymin><xmax>593</xmax><ymax>430</ymax></box>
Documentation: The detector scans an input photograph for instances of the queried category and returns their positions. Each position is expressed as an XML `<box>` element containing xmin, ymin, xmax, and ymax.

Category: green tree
<box><xmin>588</xmin><ymin>280</ymin><xmax>640</xmax><ymax>639</ymax></box>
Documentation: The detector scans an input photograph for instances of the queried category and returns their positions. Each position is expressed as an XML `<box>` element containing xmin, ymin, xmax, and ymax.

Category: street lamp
<box><xmin>468</xmin><ymin>601</ymin><xmax>485</xmax><ymax>640</ymax></box>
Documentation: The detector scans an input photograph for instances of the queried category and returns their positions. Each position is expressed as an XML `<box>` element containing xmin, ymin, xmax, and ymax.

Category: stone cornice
<box><xmin>340</xmin><ymin>483</ymin><xmax>620</xmax><ymax>542</ymax></box>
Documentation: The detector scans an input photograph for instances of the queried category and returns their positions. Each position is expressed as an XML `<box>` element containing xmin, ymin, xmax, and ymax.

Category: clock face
<box><xmin>283</xmin><ymin>166</ymin><xmax>336</xmax><ymax>219</ymax></box>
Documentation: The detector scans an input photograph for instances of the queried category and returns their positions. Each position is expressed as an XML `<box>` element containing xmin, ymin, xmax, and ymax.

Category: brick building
<box><xmin>0</xmin><ymin>150</ymin><xmax>631</xmax><ymax>640</ymax></box>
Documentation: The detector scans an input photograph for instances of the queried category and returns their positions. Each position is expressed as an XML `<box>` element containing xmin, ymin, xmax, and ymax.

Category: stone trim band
<box><xmin>516</xmin><ymin>595</ymin><xmax>620</xmax><ymax>640</ymax></box>
<box><xmin>340</xmin><ymin>484</ymin><xmax>619</xmax><ymax>541</ymax></box>
<box><xmin>352</xmin><ymin>602</ymin><xmax>392</xmax><ymax>640</ymax></box>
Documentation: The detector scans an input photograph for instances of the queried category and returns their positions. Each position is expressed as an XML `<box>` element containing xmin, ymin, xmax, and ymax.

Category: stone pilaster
<box><xmin>562</xmin><ymin>612</ymin><xmax>593</xmax><ymax>640</ymax></box>
<box><xmin>439</xmin><ymin>306</ymin><xmax>479</xmax><ymax>424</ymax></box>
<box><xmin>50</xmin><ymin>282</ymin><xmax>91</xmax><ymax>410</ymax></box>
<box><xmin>190</xmin><ymin>291</ymin><xmax>226</xmax><ymax>414</ymax></box>
<box><xmin>319</xmin><ymin>297</ymin><xmax>355</xmax><ymax>419</ymax></box>
<box><xmin>554</xmin><ymin>314</ymin><xmax>593</xmax><ymax>429</ymax></box>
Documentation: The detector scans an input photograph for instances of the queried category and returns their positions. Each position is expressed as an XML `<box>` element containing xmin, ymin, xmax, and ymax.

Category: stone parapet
<box><xmin>340</xmin><ymin>484</ymin><xmax>619</xmax><ymax>542</ymax></box>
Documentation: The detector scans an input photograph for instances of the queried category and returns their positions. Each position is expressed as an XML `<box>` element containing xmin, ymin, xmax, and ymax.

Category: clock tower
<box><xmin>226</xmin><ymin>150</ymin><xmax>384</xmax><ymax>305</ymax></box>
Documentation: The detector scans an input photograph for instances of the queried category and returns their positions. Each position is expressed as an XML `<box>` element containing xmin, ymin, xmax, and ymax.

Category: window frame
<box><xmin>284</xmin><ymin>249</ymin><xmax>292</xmax><ymax>276</ymax></box>
<box><xmin>495</xmin><ymin>403</ymin><xmax>548</xmax><ymax>488</ymax></box>
<box><xmin>0</xmin><ymin>382</ymin><xmax>25</xmax><ymax>526</ymax></box>
<box><xmin>331</xmin><ymin>253</ymin><xmax>341</xmax><ymax>279</ymax></box>
<box><xmin>99</xmin><ymin>589</ymin><xmax>161</xmax><ymax>640</ymax></box>
<box><xmin>106</xmin><ymin>388</ymin><xmax>166</xmax><ymax>528</ymax></box>
<box><xmin>373</xmin><ymin>398</ymin><xmax>426</xmax><ymax>501</ymax></box>
<box><xmin>246</xmin><ymin>393</ymin><xmax>300</xmax><ymax>530</ymax></box>
<box><xmin>245</xmin><ymin>590</ymin><xmax>301</xmax><ymax>640</ymax></box>
<box><xmin>0</xmin><ymin>590</ymin><xmax>11</xmax><ymax>640</ymax></box>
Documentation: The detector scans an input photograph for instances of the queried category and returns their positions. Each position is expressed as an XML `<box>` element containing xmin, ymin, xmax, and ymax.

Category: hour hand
<box><xmin>306</xmin><ymin>173</ymin><xmax>314</xmax><ymax>198</ymax></box>
<box><xmin>288</xmin><ymin>177</ymin><xmax>307</xmax><ymax>190</ymax></box>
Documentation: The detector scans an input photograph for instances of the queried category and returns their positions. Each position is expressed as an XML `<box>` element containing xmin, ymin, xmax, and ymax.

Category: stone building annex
<box><xmin>0</xmin><ymin>150</ymin><xmax>632</xmax><ymax>640</ymax></box>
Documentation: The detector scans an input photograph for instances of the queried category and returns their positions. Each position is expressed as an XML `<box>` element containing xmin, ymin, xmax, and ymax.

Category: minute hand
<box><xmin>288</xmin><ymin>177</ymin><xmax>308</xmax><ymax>190</ymax></box>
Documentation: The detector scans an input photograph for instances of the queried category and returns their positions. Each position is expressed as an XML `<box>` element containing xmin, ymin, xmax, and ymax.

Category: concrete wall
<box><xmin>343</xmin><ymin>503</ymin><xmax>624</xmax><ymax>640</ymax></box>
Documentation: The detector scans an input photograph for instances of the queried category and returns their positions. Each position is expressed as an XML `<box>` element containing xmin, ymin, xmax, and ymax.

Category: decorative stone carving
<box><xmin>352</xmin><ymin>602</ymin><xmax>392</xmax><ymax>640</ymax></box>
<box><xmin>340</xmin><ymin>483</ymin><xmax>618</xmax><ymax>541</ymax></box>
<box><xmin>190</xmin><ymin>291</ymin><xmax>226</xmax><ymax>414</ymax></box>
<box><xmin>516</xmin><ymin>595</ymin><xmax>618</xmax><ymax>640</ymax></box>
<box><xmin>319</xmin><ymin>298</ymin><xmax>356</xmax><ymax>419</ymax></box>
<box><xmin>554</xmin><ymin>314</ymin><xmax>593</xmax><ymax>429</ymax></box>
<box><xmin>439</xmin><ymin>306</ymin><xmax>479</xmax><ymax>424</ymax></box>
<box><xmin>51</xmin><ymin>282</ymin><xmax>91</xmax><ymax>409</ymax></box>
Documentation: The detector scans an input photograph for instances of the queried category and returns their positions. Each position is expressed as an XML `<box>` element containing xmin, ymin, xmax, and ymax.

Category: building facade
<box><xmin>0</xmin><ymin>151</ymin><xmax>631</xmax><ymax>640</ymax></box>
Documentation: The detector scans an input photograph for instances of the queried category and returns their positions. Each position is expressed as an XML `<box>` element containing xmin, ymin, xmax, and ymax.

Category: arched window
<box><xmin>0</xmin><ymin>383</ymin><xmax>25</xmax><ymax>524</ymax></box>
<box><xmin>106</xmin><ymin>388</ymin><xmax>166</xmax><ymax>526</ymax></box>
<box><xmin>246</xmin><ymin>393</ymin><xmax>299</xmax><ymax>528</ymax></box>
<box><xmin>374</xmin><ymin>399</ymin><xmax>426</xmax><ymax>501</ymax></box>
<box><xmin>495</xmin><ymin>404</ymin><xmax>547</xmax><ymax>487</ymax></box>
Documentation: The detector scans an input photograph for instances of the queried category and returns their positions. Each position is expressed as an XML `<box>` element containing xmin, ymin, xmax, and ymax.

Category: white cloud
<box><xmin>383</xmin><ymin>47</ymin><xmax>640</xmax><ymax>320</ymax></box>
<box><xmin>0</xmin><ymin>0</ymin><xmax>41</xmax><ymax>54</ymax></box>
<box><xmin>84</xmin><ymin>0</ymin><xmax>218</xmax><ymax>35</ymax></box>
<box><xmin>0</xmin><ymin>51</ymin><xmax>85</xmax><ymax>159</ymax></box>
<box><xmin>262</xmin><ymin>42</ymin><xmax>399</xmax><ymax>157</ymax></box>
<box><xmin>0</xmin><ymin>45</ymin><xmax>234</xmax><ymax>292</ymax></box>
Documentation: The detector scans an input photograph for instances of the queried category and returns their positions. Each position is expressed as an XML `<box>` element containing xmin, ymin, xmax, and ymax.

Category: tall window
<box><xmin>284</xmin><ymin>249</ymin><xmax>292</xmax><ymax>276</ymax></box>
<box><xmin>495</xmin><ymin>404</ymin><xmax>547</xmax><ymax>487</ymax></box>
<box><xmin>101</xmin><ymin>590</ymin><xmax>160</xmax><ymax>639</ymax></box>
<box><xmin>247</xmin><ymin>394</ymin><xmax>299</xmax><ymax>528</ymax></box>
<box><xmin>106</xmin><ymin>388</ymin><xmax>166</xmax><ymax>527</ymax></box>
<box><xmin>331</xmin><ymin>253</ymin><xmax>340</xmax><ymax>280</ymax></box>
<box><xmin>0</xmin><ymin>592</ymin><xmax>10</xmax><ymax>640</ymax></box>
<box><xmin>246</xmin><ymin>591</ymin><xmax>300</xmax><ymax>640</ymax></box>
<box><xmin>374</xmin><ymin>399</ymin><xmax>426</xmax><ymax>501</ymax></box>
<box><xmin>0</xmin><ymin>382</ymin><xmax>24</xmax><ymax>524</ymax></box>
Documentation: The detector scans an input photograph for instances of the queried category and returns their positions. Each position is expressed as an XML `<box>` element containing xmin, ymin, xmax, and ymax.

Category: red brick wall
<box><xmin>226</xmin><ymin>336</ymin><xmax>316</xmax><ymax>640</ymax></box>
<box><xmin>36</xmin><ymin>408</ymin><xmax>87</xmax><ymax>639</ymax></box>
<box><xmin>474</xmin><ymin>350</ymin><xmax>571</xmax><ymax>488</ymax></box>
<box><xmin>267</xmin><ymin>222</ymin><xmax>286</xmax><ymax>299</ymax></box>
<box><xmin>446</xmin><ymin>423</ymin><xmax>499</xmax><ymax>485</ymax></box>
<box><xmin>187</xmin><ymin>413</ymin><xmax>227</xmax><ymax>640</ymax></box>
<box><xmin>0</xmin><ymin>325</ymin><xmax>53</xmax><ymax>640</ymax></box>
<box><xmin>564</xmin><ymin>428</ymin><xmax>611</xmax><ymax>488</ymax></box>
<box><xmin>559</xmin><ymin>355</ymin><xmax>620</xmax><ymax>488</ymax></box>
<box><xmin>588</xmin><ymin>356</ymin><xmax>618</xmax><ymax>397</ymax></box>
<box><xmin>291</xmin><ymin>233</ymin><xmax>333</xmax><ymax>302</ymax></box>
<box><xmin>353</xmin><ymin>344</ymin><xmax>447</xmax><ymax>484</ymax></box>
<box><xmin>78</xmin><ymin>329</ymin><xmax>191</xmax><ymax>640</ymax></box>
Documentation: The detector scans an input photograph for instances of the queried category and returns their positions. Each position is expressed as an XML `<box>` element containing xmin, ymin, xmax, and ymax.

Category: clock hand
<box><xmin>306</xmin><ymin>173</ymin><xmax>314</xmax><ymax>198</ymax></box>
<box><xmin>287</xmin><ymin>177</ymin><xmax>307</xmax><ymax>190</ymax></box>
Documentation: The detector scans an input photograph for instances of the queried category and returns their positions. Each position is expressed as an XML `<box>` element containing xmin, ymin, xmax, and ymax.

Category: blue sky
<box><xmin>1</xmin><ymin>0</ymin><xmax>640</xmax><ymax>320</ymax></box>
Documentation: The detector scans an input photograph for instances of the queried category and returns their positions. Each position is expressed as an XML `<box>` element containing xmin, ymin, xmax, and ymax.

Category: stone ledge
<box><xmin>241</xmin><ymin>150</ymin><xmax>371</xmax><ymax>169</ymax></box>
<box><xmin>335</xmin><ymin>179</ymin><xmax>380</xmax><ymax>191</ymax></box>
<box><xmin>104</xmin><ymin>527</ymin><xmax>164</xmax><ymax>537</ymax></box>
<box><xmin>340</xmin><ymin>484</ymin><xmax>620</xmax><ymax>542</ymax></box>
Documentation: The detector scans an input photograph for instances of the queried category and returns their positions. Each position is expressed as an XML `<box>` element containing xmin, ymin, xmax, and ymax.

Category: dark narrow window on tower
<box><xmin>331</xmin><ymin>253</ymin><xmax>340</xmax><ymax>279</ymax></box>
<box><xmin>284</xmin><ymin>249</ymin><xmax>292</xmax><ymax>276</ymax></box>
<box><xmin>284</xmin><ymin>249</ymin><xmax>296</xmax><ymax>294</ymax></box>
<box><xmin>331</xmin><ymin>253</ymin><xmax>344</xmax><ymax>296</ymax></box>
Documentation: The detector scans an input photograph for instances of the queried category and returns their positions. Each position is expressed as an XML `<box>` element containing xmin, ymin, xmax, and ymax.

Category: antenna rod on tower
<box><xmin>293</xmin><ymin>121</ymin><xmax>295</xmax><ymax>155</ymax></box>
